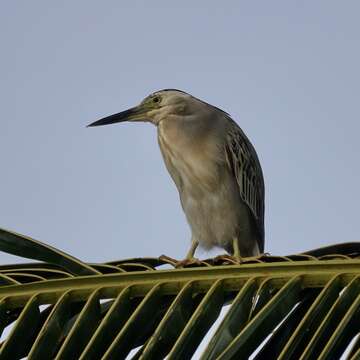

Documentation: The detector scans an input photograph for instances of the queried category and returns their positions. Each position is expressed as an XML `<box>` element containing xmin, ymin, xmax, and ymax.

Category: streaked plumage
<box><xmin>224</xmin><ymin>119</ymin><xmax>265</xmax><ymax>253</ymax></box>
<box><xmin>88</xmin><ymin>89</ymin><xmax>265</xmax><ymax>260</ymax></box>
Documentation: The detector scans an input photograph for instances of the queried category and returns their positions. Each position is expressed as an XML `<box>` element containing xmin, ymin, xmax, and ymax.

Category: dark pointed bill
<box><xmin>87</xmin><ymin>106</ymin><xmax>145</xmax><ymax>127</ymax></box>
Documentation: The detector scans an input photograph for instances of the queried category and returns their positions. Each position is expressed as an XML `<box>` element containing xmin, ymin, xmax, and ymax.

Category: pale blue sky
<box><xmin>1</xmin><ymin>1</ymin><xmax>359</xmax><ymax>265</ymax></box>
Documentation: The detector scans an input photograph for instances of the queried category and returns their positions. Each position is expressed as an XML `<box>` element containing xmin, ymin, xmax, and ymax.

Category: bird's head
<box><xmin>87</xmin><ymin>89</ymin><xmax>196</xmax><ymax>128</ymax></box>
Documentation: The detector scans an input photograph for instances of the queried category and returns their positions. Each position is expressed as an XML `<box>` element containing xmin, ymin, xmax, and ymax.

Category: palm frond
<box><xmin>0</xmin><ymin>228</ymin><xmax>359</xmax><ymax>359</ymax></box>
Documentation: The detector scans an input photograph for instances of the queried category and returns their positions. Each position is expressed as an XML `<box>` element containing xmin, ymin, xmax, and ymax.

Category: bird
<box><xmin>88</xmin><ymin>89</ymin><xmax>265</xmax><ymax>264</ymax></box>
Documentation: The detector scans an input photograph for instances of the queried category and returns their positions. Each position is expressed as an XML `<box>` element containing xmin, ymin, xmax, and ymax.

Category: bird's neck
<box><xmin>157</xmin><ymin>117</ymin><xmax>224</xmax><ymax>196</ymax></box>
<box><xmin>157</xmin><ymin>115</ymin><xmax>211</xmax><ymax>144</ymax></box>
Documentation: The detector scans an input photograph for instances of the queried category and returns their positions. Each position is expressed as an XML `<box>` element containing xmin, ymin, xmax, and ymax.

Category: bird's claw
<box><xmin>213</xmin><ymin>254</ymin><xmax>242</xmax><ymax>265</ymax></box>
<box><xmin>175</xmin><ymin>257</ymin><xmax>202</xmax><ymax>268</ymax></box>
<box><xmin>158</xmin><ymin>255</ymin><xmax>202</xmax><ymax>268</ymax></box>
<box><xmin>213</xmin><ymin>254</ymin><xmax>265</xmax><ymax>265</ymax></box>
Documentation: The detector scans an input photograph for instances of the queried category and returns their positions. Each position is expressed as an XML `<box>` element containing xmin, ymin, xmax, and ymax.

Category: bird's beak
<box><xmin>87</xmin><ymin>105</ymin><xmax>148</xmax><ymax>127</ymax></box>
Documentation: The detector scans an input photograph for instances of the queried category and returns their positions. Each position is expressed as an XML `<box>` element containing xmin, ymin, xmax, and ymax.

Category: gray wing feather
<box><xmin>225</xmin><ymin>118</ymin><xmax>265</xmax><ymax>252</ymax></box>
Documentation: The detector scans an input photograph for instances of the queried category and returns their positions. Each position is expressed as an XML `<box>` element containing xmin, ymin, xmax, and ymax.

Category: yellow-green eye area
<box><xmin>152</xmin><ymin>96</ymin><xmax>160</xmax><ymax>104</ymax></box>
<box><xmin>141</xmin><ymin>94</ymin><xmax>162</xmax><ymax>109</ymax></box>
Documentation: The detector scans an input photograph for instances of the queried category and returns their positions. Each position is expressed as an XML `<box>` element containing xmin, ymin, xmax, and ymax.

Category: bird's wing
<box><xmin>224</xmin><ymin>118</ymin><xmax>265</xmax><ymax>252</ymax></box>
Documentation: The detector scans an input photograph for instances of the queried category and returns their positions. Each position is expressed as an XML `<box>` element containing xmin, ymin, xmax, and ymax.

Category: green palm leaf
<box><xmin>0</xmin><ymin>228</ymin><xmax>358</xmax><ymax>359</ymax></box>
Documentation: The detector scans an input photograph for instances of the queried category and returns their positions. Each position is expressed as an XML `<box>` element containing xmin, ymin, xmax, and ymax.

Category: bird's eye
<box><xmin>152</xmin><ymin>96</ymin><xmax>160</xmax><ymax>104</ymax></box>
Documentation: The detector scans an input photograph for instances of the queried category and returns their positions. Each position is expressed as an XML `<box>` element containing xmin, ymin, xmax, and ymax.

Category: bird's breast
<box><xmin>157</xmin><ymin>123</ymin><xmax>221</xmax><ymax>198</ymax></box>
<box><xmin>157</xmin><ymin>121</ymin><xmax>245</xmax><ymax>250</ymax></box>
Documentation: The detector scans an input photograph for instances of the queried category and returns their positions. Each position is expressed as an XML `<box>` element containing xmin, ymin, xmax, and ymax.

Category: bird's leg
<box><xmin>185</xmin><ymin>239</ymin><xmax>199</xmax><ymax>260</ymax></box>
<box><xmin>214</xmin><ymin>238</ymin><xmax>244</xmax><ymax>264</ymax></box>
<box><xmin>232</xmin><ymin>238</ymin><xmax>265</xmax><ymax>263</ymax></box>
<box><xmin>232</xmin><ymin>237</ymin><xmax>241</xmax><ymax>260</ymax></box>
<box><xmin>159</xmin><ymin>239</ymin><xmax>201</xmax><ymax>267</ymax></box>
<box><xmin>175</xmin><ymin>238</ymin><xmax>201</xmax><ymax>268</ymax></box>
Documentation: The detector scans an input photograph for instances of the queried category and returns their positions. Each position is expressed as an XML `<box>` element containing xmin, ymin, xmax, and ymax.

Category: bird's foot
<box><xmin>213</xmin><ymin>254</ymin><xmax>265</xmax><ymax>265</ymax></box>
<box><xmin>175</xmin><ymin>257</ymin><xmax>202</xmax><ymax>268</ymax></box>
<box><xmin>241</xmin><ymin>255</ymin><xmax>265</xmax><ymax>263</ymax></box>
<box><xmin>158</xmin><ymin>255</ymin><xmax>202</xmax><ymax>268</ymax></box>
<box><xmin>213</xmin><ymin>254</ymin><xmax>241</xmax><ymax>265</ymax></box>
<box><xmin>158</xmin><ymin>255</ymin><xmax>178</xmax><ymax>266</ymax></box>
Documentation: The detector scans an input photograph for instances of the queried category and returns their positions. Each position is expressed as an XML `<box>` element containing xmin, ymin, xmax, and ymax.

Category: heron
<box><xmin>88</xmin><ymin>89</ymin><xmax>265</xmax><ymax>264</ymax></box>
